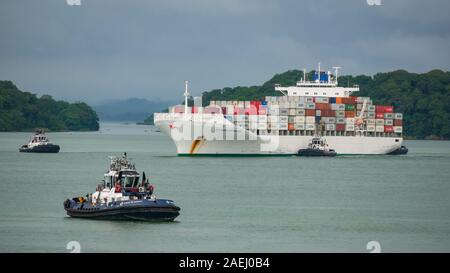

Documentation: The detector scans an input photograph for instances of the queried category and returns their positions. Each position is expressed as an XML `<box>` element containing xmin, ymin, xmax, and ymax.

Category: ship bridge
<box><xmin>274</xmin><ymin>65</ymin><xmax>359</xmax><ymax>98</ymax></box>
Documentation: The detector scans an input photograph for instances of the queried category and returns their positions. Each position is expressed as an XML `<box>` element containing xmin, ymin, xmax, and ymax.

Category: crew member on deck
<box><xmin>148</xmin><ymin>184</ymin><xmax>154</xmax><ymax>195</ymax></box>
<box><xmin>115</xmin><ymin>181</ymin><xmax>122</xmax><ymax>193</ymax></box>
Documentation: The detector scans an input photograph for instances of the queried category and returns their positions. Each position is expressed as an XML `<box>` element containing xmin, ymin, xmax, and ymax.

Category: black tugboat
<box><xmin>297</xmin><ymin>136</ymin><xmax>337</xmax><ymax>157</ymax></box>
<box><xmin>19</xmin><ymin>129</ymin><xmax>60</xmax><ymax>153</ymax></box>
<box><xmin>388</xmin><ymin>145</ymin><xmax>408</xmax><ymax>155</ymax></box>
<box><xmin>63</xmin><ymin>153</ymin><xmax>180</xmax><ymax>221</ymax></box>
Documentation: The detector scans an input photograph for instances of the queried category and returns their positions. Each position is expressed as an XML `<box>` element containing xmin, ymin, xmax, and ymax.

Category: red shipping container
<box><xmin>250</xmin><ymin>101</ymin><xmax>261</xmax><ymax>108</ymax></box>
<box><xmin>345</xmin><ymin>111</ymin><xmax>355</xmax><ymax>118</ymax></box>
<box><xmin>322</xmin><ymin>110</ymin><xmax>336</xmax><ymax>117</ymax></box>
<box><xmin>336</xmin><ymin>124</ymin><xmax>345</xmax><ymax>131</ymax></box>
<box><xmin>384</xmin><ymin>106</ymin><xmax>394</xmax><ymax>113</ymax></box>
<box><xmin>342</xmin><ymin>97</ymin><xmax>357</xmax><ymax>104</ymax></box>
<box><xmin>394</xmin><ymin>119</ymin><xmax>403</xmax><ymax>126</ymax></box>
<box><xmin>376</xmin><ymin>113</ymin><xmax>384</xmax><ymax>119</ymax></box>
<box><xmin>384</xmin><ymin>126</ymin><xmax>394</xmax><ymax>133</ymax></box>
<box><xmin>234</xmin><ymin>107</ymin><xmax>245</xmax><ymax>115</ymax></box>
<box><xmin>305</xmin><ymin>109</ymin><xmax>316</xmax><ymax>116</ymax></box>
<box><xmin>315</xmin><ymin>103</ymin><xmax>331</xmax><ymax>110</ymax></box>
<box><xmin>375</xmin><ymin>105</ymin><xmax>385</xmax><ymax>113</ymax></box>
<box><xmin>246</xmin><ymin>105</ymin><xmax>258</xmax><ymax>115</ymax></box>
<box><xmin>349</xmin><ymin>96</ymin><xmax>358</xmax><ymax>103</ymax></box>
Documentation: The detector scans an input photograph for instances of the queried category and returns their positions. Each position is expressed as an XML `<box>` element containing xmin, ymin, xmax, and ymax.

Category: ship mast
<box><xmin>184</xmin><ymin>80</ymin><xmax>190</xmax><ymax>118</ymax></box>
<box><xmin>333</xmin><ymin>66</ymin><xmax>341</xmax><ymax>85</ymax></box>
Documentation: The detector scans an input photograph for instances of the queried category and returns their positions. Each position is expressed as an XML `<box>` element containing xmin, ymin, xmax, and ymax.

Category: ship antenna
<box><xmin>184</xmin><ymin>80</ymin><xmax>190</xmax><ymax>117</ymax></box>
<box><xmin>333</xmin><ymin>66</ymin><xmax>341</xmax><ymax>85</ymax></box>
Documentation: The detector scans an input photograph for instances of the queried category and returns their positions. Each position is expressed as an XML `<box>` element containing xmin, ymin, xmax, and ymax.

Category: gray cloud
<box><xmin>0</xmin><ymin>0</ymin><xmax>449</xmax><ymax>103</ymax></box>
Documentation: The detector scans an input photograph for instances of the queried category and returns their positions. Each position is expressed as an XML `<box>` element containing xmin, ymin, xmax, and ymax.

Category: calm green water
<box><xmin>0</xmin><ymin>122</ymin><xmax>450</xmax><ymax>252</ymax></box>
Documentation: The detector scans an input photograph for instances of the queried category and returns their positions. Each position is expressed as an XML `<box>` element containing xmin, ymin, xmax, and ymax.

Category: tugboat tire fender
<box><xmin>63</xmin><ymin>199</ymin><xmax>71</xmax><ymax>209</ymax></box>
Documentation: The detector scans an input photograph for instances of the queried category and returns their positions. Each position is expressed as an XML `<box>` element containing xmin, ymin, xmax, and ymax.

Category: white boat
<box><xmin>154</xmin><ymin>65</ymin><xmax>403</xmax><ymax>156</ymax></box>
<box><xmin>19</xmin><ymin>129</ymin><xmax>60</xmax><ymax>153</ymax></box>
<box><xmin>63</xmin><ymin>153</ymin><xmax>180</xmax><ymax>221</ymax></box>
<box><xmin>297</xmin><ymin>136</ymin><xmax>337</xmax><ymax>157</ymax></box>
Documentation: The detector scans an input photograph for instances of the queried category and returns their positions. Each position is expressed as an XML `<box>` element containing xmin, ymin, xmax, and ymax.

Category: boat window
<box><xmin>133</xmin><ymin>176</ymin><xmax>140</xmax><ymax>187</ymax></box>
<box><xmin>124</xmin><ymin>176</ymin><xmax>134</xmax><ymax>187</ymax></box>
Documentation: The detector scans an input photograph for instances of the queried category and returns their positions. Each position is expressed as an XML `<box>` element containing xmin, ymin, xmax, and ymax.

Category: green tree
<box><xmin>0</xmin><ymin>81</ymin><xmax>99</xmax><ymax>132</ymax></box>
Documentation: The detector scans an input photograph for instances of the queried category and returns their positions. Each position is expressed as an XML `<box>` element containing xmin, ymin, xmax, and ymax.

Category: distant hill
<box><xmin>145</xmin><ymin>69</ymin><xmax>450</xmax><ymax>139</ymax></box>
<box><xmin>0</xmin><ymin>81</ymin><xmax>99</xmax><ymax>132</ymax></box>
<box><xmin>94</xmin><ymin>98</ymin><xmax>175</xmax><ymax>122</ymax></box>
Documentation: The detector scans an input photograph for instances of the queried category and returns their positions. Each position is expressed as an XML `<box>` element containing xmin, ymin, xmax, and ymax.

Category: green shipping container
<box><xmin>345</xmin><ymin>104</ymin><xmax>355</xmax><ymax>111</ymax></box>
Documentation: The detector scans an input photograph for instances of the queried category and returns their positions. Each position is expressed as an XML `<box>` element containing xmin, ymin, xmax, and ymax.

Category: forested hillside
<box><xmin>0</xmin><ymin>81</ymin><xmax>99</xmax><ymax>131</ymax></box>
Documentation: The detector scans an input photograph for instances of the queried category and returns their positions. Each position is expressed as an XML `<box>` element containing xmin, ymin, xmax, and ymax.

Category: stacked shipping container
<box><xmin>169</xmin><ymin>96</ymin><xmax>403</xmax><ymax>136</ymax></box>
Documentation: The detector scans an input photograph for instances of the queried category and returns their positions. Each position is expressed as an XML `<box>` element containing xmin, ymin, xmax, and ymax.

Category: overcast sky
<box><xmin>1</xmin><ymin>0</ymin><xmax>449</xmax><ymax>104</ymax></box>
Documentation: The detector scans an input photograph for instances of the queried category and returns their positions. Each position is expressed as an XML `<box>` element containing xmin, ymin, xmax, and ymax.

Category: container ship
<box><xmin>154</xmin><ymin>65</ymin><xmax>403</xmax><ymax>155</ymax></box>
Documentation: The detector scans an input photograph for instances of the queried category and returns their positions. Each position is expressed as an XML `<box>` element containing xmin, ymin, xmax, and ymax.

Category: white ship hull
<box><xmin>154</xmin><ymin>115</ymin><xmax>403</xmax><ymax>155</ymax></box>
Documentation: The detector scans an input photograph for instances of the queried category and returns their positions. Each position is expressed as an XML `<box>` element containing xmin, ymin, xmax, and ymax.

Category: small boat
<box><xmin>19</xmin><ymin>129</ymin><xmax>60</xmax><ymax>153</ymax></box>
<box><xmin>63</xmin><ymin>153</ymin><xmax>180</xmax><ymax>221</ymax></box>
<box><xmin>297</xmin><ymin>136</ymin><xmax>337</xmax><ymax>157</ymax></box>
<box><xmin>388</xmin><ymin>145</ymin><xmax>408</xmax><ymax>155</ymax></box>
